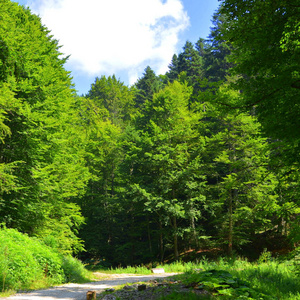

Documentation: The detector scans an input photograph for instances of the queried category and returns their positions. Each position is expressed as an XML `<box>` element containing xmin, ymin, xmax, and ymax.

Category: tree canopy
<box><xmin>218</xmin><ymin>0</ymin><xmax>300</xmax><ymax>160</ymax></box>
<box><xmin>0</xmin><ymin>0</ymin><xmax>90</xmax><ymax>253</ymax></box>
<box><xmin>0</xmin><ymin>0</ymin><xmax>299</xmax><ymax>266</ymax></box>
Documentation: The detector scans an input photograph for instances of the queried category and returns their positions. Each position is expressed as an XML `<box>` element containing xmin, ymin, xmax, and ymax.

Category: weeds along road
<box><xmin>5</xmin><ymin>273</ymin><xmax>177</xmax><ymax>300</ymax></box>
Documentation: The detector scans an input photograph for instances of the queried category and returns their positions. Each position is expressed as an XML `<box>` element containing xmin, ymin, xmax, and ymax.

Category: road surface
<box><xmin>5</xmin><ymin>273</ymin><xmax>176</xmax><ymax>300</ymax></box>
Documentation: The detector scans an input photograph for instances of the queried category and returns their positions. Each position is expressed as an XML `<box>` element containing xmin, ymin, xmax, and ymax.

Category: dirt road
<box><xmin>5</xmin><ymin>273</ymin><xmax>176</xmax><ymax>300</ymax></box>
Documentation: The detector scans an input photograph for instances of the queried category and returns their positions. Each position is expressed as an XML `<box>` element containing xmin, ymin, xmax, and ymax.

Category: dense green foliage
<box><xmin>0</xmin><ymin>0</ymin><xmax>299</xmax><ymax>289</ymax></box>
<box><xmin>0</xmin><ymin>0</ymin><xmax>89</xmax><ymax>254</ymax></box>
<box><xmin>218</xmin><ymin>0</ymin><xmax>300</xmax><ymax>162</ymax></box>
<box><xmin>0</xmin><ymin>228</ymin><xmax>90</xmax><ymax>292</ymax></box>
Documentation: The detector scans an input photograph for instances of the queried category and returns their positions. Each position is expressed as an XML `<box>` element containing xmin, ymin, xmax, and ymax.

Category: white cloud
<box><xmin>28</xmin><ymin>0</ymin><xmax>189</xmax><ymax>83</ymax></box>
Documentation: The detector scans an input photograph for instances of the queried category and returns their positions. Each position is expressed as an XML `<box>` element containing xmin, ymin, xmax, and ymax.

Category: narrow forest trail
<box><xmin>5</xmin><ymin>273</ymin><xmax>177</xmax><ymax>300</ymax></box>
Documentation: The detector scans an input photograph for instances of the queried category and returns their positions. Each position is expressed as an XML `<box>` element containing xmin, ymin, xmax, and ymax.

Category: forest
<box><xmin>0</xmin><ymin>0</ymin><xmax>299</xmax><ymax>285</ymax></box>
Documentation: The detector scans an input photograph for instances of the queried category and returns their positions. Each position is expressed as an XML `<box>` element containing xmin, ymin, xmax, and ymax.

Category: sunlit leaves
<box><xmin>0</xmin><ymin>0</ymin><xmax>89</xmax><ymax>253</ymax></box>
<box><xmin>219</xmin><ymin>0</ymin><xmax>300</xmax><ymax>154</ymax></box>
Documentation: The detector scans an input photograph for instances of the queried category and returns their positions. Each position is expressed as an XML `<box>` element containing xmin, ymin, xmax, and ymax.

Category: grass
<box><xmin>229</xmin><ymin>259</ymin><xmax>300</xmax><ymax>299</ymax></box>
<box><xmin>93</xmin><ymin>259</ymin><xmax>214</xmax><ymax>275</ymax></box>
<box><xmin>103</xmin><ymin>265</ymin><xmax>153</xmax><ymax>275</ymax></box>
<box><xmin>174</xmin><ymin>258</ymin><xmax>300</xmax><ymax>299</ymax></box>
<box><xmin>61</xmin><ymin>255</ymin><xmax>92</xmax><ymax>283</ymax></box>
<box><xmin>159</xmin><ymin>291</ymin><xmax>214</xmax><ymax>299</ymax></box>
<box><xmin>169</xmin><ymin>258</ymin><xmax>299</xmax><ymax>299</ymax></box>
<box><xmin>1</xmin><ymin>235</ymin><xmax>299</xmax><ymax>300</ymax></box>
<box><xmin>93</xmin><ymin>255</ymin><xmax>300</xmax><ymax>299</ymax></box>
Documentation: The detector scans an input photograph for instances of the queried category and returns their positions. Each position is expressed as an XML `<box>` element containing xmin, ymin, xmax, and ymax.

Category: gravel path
<box><xmin>5</xmin><ymin>273</ymin><xmax>177</xmax><ymax>300</ymax></box>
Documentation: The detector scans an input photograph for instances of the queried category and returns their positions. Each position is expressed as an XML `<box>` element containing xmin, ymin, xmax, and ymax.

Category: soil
<box><xmin>98</xmin><ymin>276</ymin><xmax>211</xmax><ymax>300</ymax></box>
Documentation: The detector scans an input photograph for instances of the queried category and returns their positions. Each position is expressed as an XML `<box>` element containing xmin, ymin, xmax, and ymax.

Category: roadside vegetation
<box><xmin>1</xmin><ymin>226</ymin><xmax>299</xmax><ymax>299</ymax></box>
<box><xmin>96</xmin><ymin>253</ymin><xmax>300</xmax><ymax>299</ymax></box>
<box><xmin>0</xmin><ymin>228</ymin><xmax>91</xmax><ymax>297</ymax></box>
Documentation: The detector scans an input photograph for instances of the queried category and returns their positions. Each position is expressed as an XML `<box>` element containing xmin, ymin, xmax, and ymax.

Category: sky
<box><xmin>14</xmin><ymin>0</ymin><xmax>220</xmax><ymax>95</ymax></box>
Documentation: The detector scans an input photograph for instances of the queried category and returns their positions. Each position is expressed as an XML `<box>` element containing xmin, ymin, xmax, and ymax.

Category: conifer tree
<box><xmin>196</xmin><ymin>11</ymin><xmax>232</xmax><ymax>83</ymax></box>
<box><xmin>199</xmin><ymin>86</ymin><xmax>278</xmax><ymax>255</ymax></box>
<box><xmin>126</xmin><ymin>81</ymin><xmax>207</xmax><ymax>260</ymax></box>
<box><xmin>177</xmin><ymin>41</ymin><xmax>203</xmax><ymax>84</ymax></box>
<box><xmin>166</xmin><ymin>41</ymin><xmax>204</xmax><ymax>101</ymax></box>
<box><xmin>166</xmin><ymin>54</ymin><xmax>179</xmax><ymax>82</ymax></box>
<box><xmin>134</xmin><ymin>66</ymin><xmax>163</xmax><ymax>108</ymax></box>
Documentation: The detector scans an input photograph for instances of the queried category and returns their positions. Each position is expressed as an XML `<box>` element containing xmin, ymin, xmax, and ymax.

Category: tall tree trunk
<box><xmin>130</xmin><ymin>211</ymin><xmax>135</xmax><ymax>264</ymax></box>
<box><xmin>104</xmin><ymin>180</ymin><xmax>113</xmax><ymax>246</ymax></box>
<box><xmin>228</xmin><ymin>191</ymin><xmax>233</xmax><ymax>256</ymax></box>
<box><xmin>159</xmin><ymin>219</ymin><xmax>164</xmax><ymax>263</ymax></box>
<box><xmin>191</xmin><ymin>215</ymin><xmax>199</xmax><ymax>249</ymax></box>
<box><xmin>111</xmin><ymin>163</ymin><xmax>115</xmax><ymax>197</ymax></box>
<box><xmin>173</xmin><ymin>216</ymin><xmax>179</xmax><ymax>260</ymax></box>
<box><xmin>228</xmin><ymin>137</ymin><xmax>237</xmax><ymax>257</ymax></box>
<box><xmin>147</xmin><ymin>216</ymin><xmax>152</xmax><ymax>256</ymax></box>
<box><xmin>228</xmin><ymin>189</ymin><xmax>238</xmax><ymax>256</ymax></box>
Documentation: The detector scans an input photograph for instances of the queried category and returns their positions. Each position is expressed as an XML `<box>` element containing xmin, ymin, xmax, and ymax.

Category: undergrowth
<box><xmin>166</xmin><ymin>255</ymin><xmax>300</xmax><ymax>299</ymax></box>
<box><xmin>94</xmin><ymin>251</ymin><xmax>300</xmax><ymax>299</ymax></box>
<box><xmin>0</xmin><ymin>228</ymin><xmax>91</xmax><ymax>296</ymax></box>
<box><xmin>1</xmin><ymin>228</ymin><xmax>299</xmax><ymax>300</ymax></box>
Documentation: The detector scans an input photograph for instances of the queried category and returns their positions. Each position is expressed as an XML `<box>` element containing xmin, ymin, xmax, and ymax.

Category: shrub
<box><xmin>0</xmin><ymin>228</ymin><xmax>64</xmax><ymax>291</ymax></box>
<box><xmin>61</xmin><ymin>255</ymin><xmax>91</xmax><ymax>283</ymax></box>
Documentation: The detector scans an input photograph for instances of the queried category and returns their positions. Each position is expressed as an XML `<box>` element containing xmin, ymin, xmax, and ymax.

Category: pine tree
<box><xmin>200</xmin><ymin>10</ymin><xmax>233</xmax><ymax>82</ymax></box>
<box><xmin>199</xmin><ymin>86</ymin><xmax>278</xmax><ymax>255</ymax></box>
<box><xmin>166</xmin><ymin>41</ymin><xmax>204</xmax><ymax>103</ymax></box>
<box><xmin>166</xmin><ymin>54</ymin><xmax>179</xmax><ymax>82</ymax></box>
<box><xmin>134</xmin><ymin>66</ymin><xmax>163</xmax><ymax>108</ymax></box>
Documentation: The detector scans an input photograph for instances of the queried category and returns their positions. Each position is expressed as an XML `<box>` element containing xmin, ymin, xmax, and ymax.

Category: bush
<box><xmin>0</xmin><ymin>228</ymin><xmax>68</xmax><ymax>291</ymax></box>
<box><xmin>61</xmin><ymin>255</ymin><xmax>91</xmax><ymax>283</ymax></box>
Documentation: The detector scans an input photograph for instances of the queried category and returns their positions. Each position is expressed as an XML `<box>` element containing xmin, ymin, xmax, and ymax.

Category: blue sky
<box><xmin>14</xmin><ymin>0</ymin><xmax>220</xmax><ymax>95</ymax></box>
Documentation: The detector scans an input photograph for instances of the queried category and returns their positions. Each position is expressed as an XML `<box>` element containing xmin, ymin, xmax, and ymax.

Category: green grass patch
<box><xmin>170</xmin><ymin>257</ymin><xmax>300</xmax><ymax>299</ymax></box>
<box><xmin>159</xmin><ymin>291</ymin><xmax>213</xmax><ymax>299</ymax></box>
<box><xmin>89</xmin><ymin>259</ymin><xmax>212</xmax><ymax>275</ymax></box>
<box><xmin>108</xmin><ymin>265</ymin><xmax>152</xmax><ymax>275</ymax></box>
<box><xmin>94</xmin><ymin>255</ymin><xmax>300</xmax><ymax>299</ymax></box>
